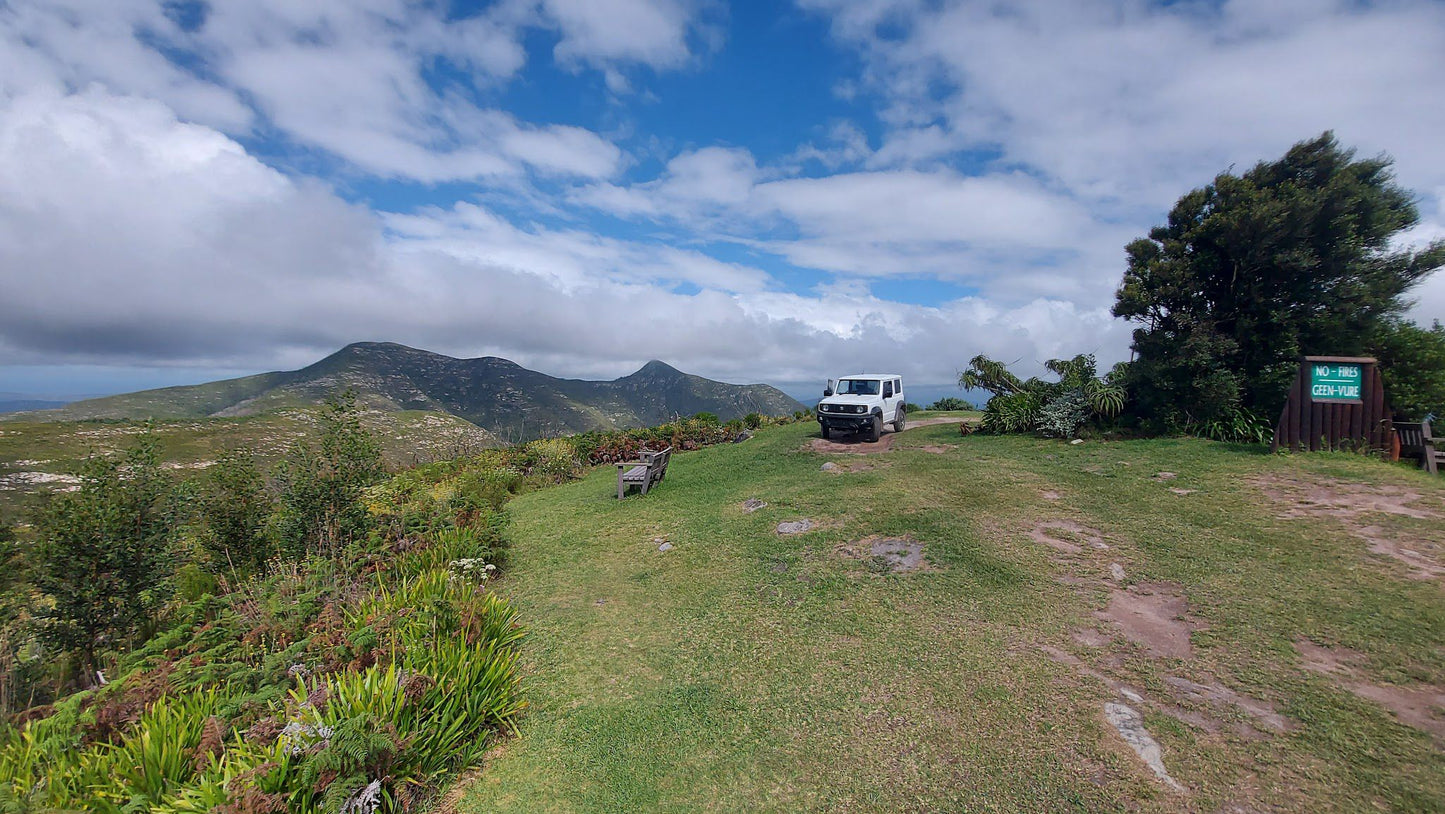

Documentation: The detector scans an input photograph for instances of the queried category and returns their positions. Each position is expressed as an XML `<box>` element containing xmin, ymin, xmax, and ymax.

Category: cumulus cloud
<box><xmin>0</xmin><ymin>86</ymin><xmax>1116</xmax><ymax>388</ymax></box>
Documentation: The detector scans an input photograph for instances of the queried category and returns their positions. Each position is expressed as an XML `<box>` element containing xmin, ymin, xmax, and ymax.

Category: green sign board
<box><xmin>1310</xmin><ymin>363</ymin><xmax>1362</xmax><ymax>402</ymax></box>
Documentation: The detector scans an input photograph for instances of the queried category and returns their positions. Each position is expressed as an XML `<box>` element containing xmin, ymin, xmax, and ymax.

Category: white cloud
<box><xmin>542</xmin><ymin>0</ymin><xmax>705</xmax><ymax>69</ymax></box>
<box><xmin>0</xmin><ymin>86</ymin><xmax>1119</xmax><ymax>389</ymax></box>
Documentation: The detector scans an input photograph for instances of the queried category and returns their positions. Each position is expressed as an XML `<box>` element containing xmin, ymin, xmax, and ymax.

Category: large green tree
<box><xmin>1113</xmin><ymin>132</ymin><xmax>1445</xmax><ymax>429</ymax></box>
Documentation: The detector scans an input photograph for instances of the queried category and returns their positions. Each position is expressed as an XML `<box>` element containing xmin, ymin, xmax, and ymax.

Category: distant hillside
<box><xmin>0</xmin><ymin>399</ymin><xmax>69</xmax><ymax>414</ymax></box>
<box><xmin>14</xmin><ymin>343</ymin><xmax>806</xmax><ymax>440</ymax></box>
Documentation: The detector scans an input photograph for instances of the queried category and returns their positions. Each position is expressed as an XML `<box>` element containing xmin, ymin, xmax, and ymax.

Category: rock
<box><xmin>733</xmin><ymin>431</ymin><xmax>753</xmax><ymax>443</ymax></box>
<box><xmin>1119</xmin><ymin>687</ymin><xmax>1144</xmax><ymax>703</ymax></box>
<box><xmin>777</xmin><ymin>519</ymin><xmax>814</xmax><ymax>535</ymax></box>
<box><xmin>1070</xmin><ymin>439</ymin><xmax>1085</xmax><ymax>445</ymax></box>
<box><xmin>1154</xmin><ymin>472</ymin><xmax>1177</xmax><ymax>481</ymax></box>
<box><xmin>1110</xmin><ymin>562</ymin><xmax>1127</xmax><ymax>581</ymax></box>
<box><xmin>1104</xmin><ymin>702</ymin><xmax>1185</xmax><ymax>792</ymax></box>
<box><xmin>820</xmin><ymin>462</ymin><xmax>840</xmax><ymax>472</ymax></box>
<box><xmin>742</xmin><ymin>498</ymin><xmax>767</xmax><ymax>513</ymax></box>
<box><xmin>1168</xmin><ymin>488</ymin><xmax>1196</xmax><ymax>496</ymax></box>
<box><xmin>658</xmin><ymin>541</ymin><xmax>673</xmax><ymax>552</ymax></box>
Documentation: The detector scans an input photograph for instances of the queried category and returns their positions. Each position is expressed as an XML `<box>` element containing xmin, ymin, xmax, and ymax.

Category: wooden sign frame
<box><xmin>1271</xmin><ymin>356</ymin><xmax>1390</xmax><ymax>453</ymax></box>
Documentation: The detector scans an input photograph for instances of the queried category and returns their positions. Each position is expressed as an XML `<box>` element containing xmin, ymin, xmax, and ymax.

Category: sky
<box><xmin>2</xmin><ymin>0</ymin><xmax>1443</xmax><ymax>400</ymax></box>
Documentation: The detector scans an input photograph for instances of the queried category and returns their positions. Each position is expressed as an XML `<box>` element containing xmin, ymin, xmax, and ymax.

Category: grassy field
<box><xmin>457</xmin><ymin>414</ymin><xmax>1445</xmax><ymax>812</ymax></box>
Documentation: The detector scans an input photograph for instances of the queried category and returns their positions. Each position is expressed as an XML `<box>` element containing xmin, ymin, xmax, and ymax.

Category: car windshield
<box><xmin>837</xmin><ymin>379</ymin><xmax>880</xmax><ymax>396</ymax></box>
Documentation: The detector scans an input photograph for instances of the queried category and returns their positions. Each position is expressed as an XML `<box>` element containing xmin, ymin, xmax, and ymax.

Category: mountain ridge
<box><xmin>12</xmin><ymin>343</ymin><xmax>806</xmax><ymax>440</ymax></box>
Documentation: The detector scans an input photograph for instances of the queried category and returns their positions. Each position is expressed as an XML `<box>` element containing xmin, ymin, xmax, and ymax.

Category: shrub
<box><xmin>691</xmin><ymin>412</ymin><xmax>719</xmax><ymax>424</ymax></box>
<box><xmin>271</xmin><ymin>392</ymin><xmax>386</xmax><ymax>560</ymax></box>
<box><xmin>927</xmin><ymin>397</ymin><xmax>972</xmax><ymax>411</ymax></box>
<box><xmin>1190</xmin><ymin>407</ymin><xmax>1275</xmax><ymax>444</ymax></box>
<box><xmin>743</xmin><ymin>413</ymin><xmax>763</xmax><ymax>429</ymax></box>
<box><xmin>32</xmin><ymin>435</ymin><xmax>179</xmax><ymax>680</ymax></box>
<box><xmin>199</xmin><ymin>448</ymin><xmax>272</xmax><ymax>575</ymax></box>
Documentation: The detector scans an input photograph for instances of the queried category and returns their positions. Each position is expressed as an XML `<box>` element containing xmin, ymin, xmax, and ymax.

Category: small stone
<box><xmin>1154</xmin><ymin>472</ymin><xmax>1177</xmax><ymax>481</ymax></box>
<box><xmin>1110</xmin><ymin>563</ymin><xmax>1127</xmax><ymax>581</ymax></box>
<box><xmin>594</xmin><ymin>599</ymin><xmax>607</xmax><ymax>606</ymax></box>
<box><xmin>658</xmin><ymin>542</ymin><xmax>673</xmax><ymax>552</ymax></box>
<box><xmin>733</xmin><ymin>431</ymin><xmax>753</xmax><ymax>443</ymax></box>
<box><xmin>821</xmin><ymin>462</ymin><xmax>840</xmax><ymax>472</ymax></box>
<box><xmin>743</xmin><ymin>498</ymin><xmax>767</xmax><ymax>513</ymax></box>
<box><xmin>1119</xmin><ymin>687</ymin><xmax>1144</xmax><ymax>703</ymax></box>
<box><xmin>1168</xmin><ymin>488</ymin><xmax>1196</xmax><ymax>496</ymax></box>
<box><xmin>1070</xmin><ymin>439</ymin><xmax>1085</xmax><ymax>445</ymax></box>
<box><xmin>777</xmin><ymin>519</ymin><xmax>814</xmax><ymax>535</ymax></box>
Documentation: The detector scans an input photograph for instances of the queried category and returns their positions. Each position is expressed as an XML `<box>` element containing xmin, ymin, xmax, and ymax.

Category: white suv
<box><xmin>816</xmin><ymin>374</ymin><xmax>906</xmax><ymax>442</ymax></box>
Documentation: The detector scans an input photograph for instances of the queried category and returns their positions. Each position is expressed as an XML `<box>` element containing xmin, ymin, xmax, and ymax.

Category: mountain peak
<box><xmin>635</xmin><ymin>360</ymin><xmax>681</xmax><ymax>376</ymax></box>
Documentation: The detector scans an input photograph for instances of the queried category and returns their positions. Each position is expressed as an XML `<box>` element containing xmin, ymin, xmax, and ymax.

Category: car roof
<box><xmin>837</xmin><ymin>373</ymin><xmax>902</xmax><ymax>379</ymax></box>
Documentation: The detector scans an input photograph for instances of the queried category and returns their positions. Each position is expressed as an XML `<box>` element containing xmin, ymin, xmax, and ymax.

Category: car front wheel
<box><xmin>894</xmin><ymin>407</ymin><xmax>906</xmax><ymax>432</ymax></box>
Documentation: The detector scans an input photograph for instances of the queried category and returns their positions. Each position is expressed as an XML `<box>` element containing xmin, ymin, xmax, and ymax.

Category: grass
<box><xmin>458</xmin><ymin>416</ymin><xmax>1445</xmax><ymax>812</ymax></box>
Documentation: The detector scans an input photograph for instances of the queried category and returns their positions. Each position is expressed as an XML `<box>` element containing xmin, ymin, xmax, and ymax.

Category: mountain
<box><xmin>0</xmin><ymin>399</ymin><xmax>69</xmax><ymax>414</ymax></box>
<box><xmin>14</xmin><ymin>343</ymin><xmax>806</xmax><ymax>440</ymax></box>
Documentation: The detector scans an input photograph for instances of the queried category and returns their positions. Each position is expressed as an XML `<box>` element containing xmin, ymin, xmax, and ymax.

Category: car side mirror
<box><xmin>823</xmin><ymin>388</ymin><xmax>833</xmax><ymax>397</ymax></box>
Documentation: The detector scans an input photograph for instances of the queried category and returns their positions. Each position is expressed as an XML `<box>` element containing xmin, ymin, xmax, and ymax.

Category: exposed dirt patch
<box><xmin>1254</xmin><ymin>473</ymin><xmax>1438</xmax><ymax>520</ymax></box>
<box><xmin>1162</xmin><ymin>675</ymin><xmax>1291</xmax><ymax>733</ymax></box>
<box><xmin>810</xmin><ymin>435</ymin><xmax>895</xmax><ymax>454</ymax></box>
<box><xmin>1254</xmin><ymin>474</ymin><xmax>1445</xmax><ymax>582</ymax></box>
<box><xmin>1029</xmin><ymin>520</ymin><xmax>1109</xmax><ymax>555</ymax></box>
<box><xmin>917</xmin><ymin>444</ymin><xmax>956</xmax><ymax>454</ymax></box>
<box><xmin>1168</xmin><ymin>488</ymin><xmax>1197</xmax><ymax>496</ymax></box>
<box><xmin>1096</xmin><ymin>583</ymin><xmax>1197</xmax><ymax>660</ymax></box>
<box><xmin>1356</xmin><ymin>526</ymin><xmax>1445</xmax><ymax>582</ymax></box>
<box><xmin>1295</xmin><ymin>638</ymin><xmax>1445</xmax><ymax>740</ymax></box>
<box><xmin>742</xmin><ymin>498</ymin><xmax>766</xmax><ymax>513</ymax></box>
<box><xmin>1040</xmin><ymin>490</ymin><xmax>1062</xmax><ymax>501</ymax></box>
<box><xmin>1153</xmin><ymin>472</ymin><xmax>1177</xmax><ymax>482</ymax></box>
<box><xmin>776</xmin><ymin>519</ymin><xmax>815</xmax><ymax>535</ymax></box>
<box><xmin>835</xmin><ymin>535</ymin><xmax>930</xmax><ymax>573</ymax></box>
<box><xmin>1071</xmin><ymin>628</ymin><xmax>1113</xmax><ymax>648</ymax></box>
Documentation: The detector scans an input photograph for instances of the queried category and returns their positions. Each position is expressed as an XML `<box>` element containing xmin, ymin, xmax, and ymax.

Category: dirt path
<box><xmin>809</xmin><ymin>415</ymin><xmax>972</xmax><ymax>454</ymax></box>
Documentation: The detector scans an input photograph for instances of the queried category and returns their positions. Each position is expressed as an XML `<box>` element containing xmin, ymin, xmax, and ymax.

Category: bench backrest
<box><xmin>1395</xmin><ymin>421</ymin><xmax>1428</xmax><ymax>452</ymax></box>
<box><xmin>639</xmin><ymin>446</ymin><xmax>673</xmax><ymax>470</ymax></box>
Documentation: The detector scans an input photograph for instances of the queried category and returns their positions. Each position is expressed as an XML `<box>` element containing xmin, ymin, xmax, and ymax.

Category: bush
<box><xmin>927</xmin><ymin>397</ymin><xmax>972</xmax><ymax>411</ymax></box>
<box><xmin>692</xmin><ymin>412</ymin><xmax>719</xmax><ymax>425</ymax></box>
<box><xmin>198</xmin><ymin>448</ymin><xmax>272</xmax><ymax>575</ymax></box>
<box><xmin>271</xmin><ymin>392</ymin><xmax>386</xmax><ymax>560</ymax></box>
<box><xmin>32</xmin><ymin>435</ymin><xmax>179</xmax><ymax>679</ymax></box>
<box><xmin>1190</xmin><ymin>407</ymin><xmax>1275</xmax><ymax>444</ymax></box>
<box><xmin>743</xmin><ymin>413</ymin><xmax>763</xmax><ymax>429</ymax></box>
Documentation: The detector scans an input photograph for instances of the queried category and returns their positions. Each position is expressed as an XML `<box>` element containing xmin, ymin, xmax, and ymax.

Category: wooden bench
<box><xmin>616</xmin><ymin>446</ymin><xmax>672</xmax><ymax>498</ymax></box>
<box><xmin>1394</xmin><ymin>421</ymin><xmax>1445</xmax><ymax>474</ymax></box>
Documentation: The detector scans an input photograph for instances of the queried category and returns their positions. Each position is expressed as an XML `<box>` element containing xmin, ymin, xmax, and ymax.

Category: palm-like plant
<box><xmin>961</xmin><ymin>354</ymin><xmax>1129</xmax><ymax>436</ymax></box>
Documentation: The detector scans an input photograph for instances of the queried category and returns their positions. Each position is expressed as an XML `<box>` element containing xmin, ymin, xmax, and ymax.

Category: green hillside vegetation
<box><xmin>0</xmin><ymin>401</ymin><xmax>809</xmax><ymax>810</ymax></box>
<box><xmin>456</xmin><ymin>417</ymin><xmax>1444</xmax><ymax>812</ymax></box>
<box><xmin>12</xmin><ymin>343</ymin><xmax>805</xmax><ymax>442</ymax></box>
<box><xmin>0</xmin><ymin>409</ymin><xmax>497</xmax><ymax>516</ymax></box>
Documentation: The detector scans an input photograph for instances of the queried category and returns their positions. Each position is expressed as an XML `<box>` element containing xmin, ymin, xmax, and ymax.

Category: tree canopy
<box><xmin>1113</xmin><ymin>132</ymin><xmax>1445</xmax><ymax>429</ymax></box>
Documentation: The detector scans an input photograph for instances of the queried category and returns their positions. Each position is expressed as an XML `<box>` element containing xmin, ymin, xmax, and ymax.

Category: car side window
<box><xmin>883</xmin><ymin>382</ymin><xmax>893</xmax><ymax>398</ymax></box>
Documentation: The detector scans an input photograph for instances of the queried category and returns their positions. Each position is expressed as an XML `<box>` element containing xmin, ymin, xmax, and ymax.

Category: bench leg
<box><xmin>617</xmin><ymin>476</ymin><xmax>625</xmax><ymax>499</ymax></box>
<box><xmin>1429</xmin><ymin>452</ymin><xmax>1440</xmax><ymax>476</ymax></box>
<box><xmin>640</xmin><ymin>478</ymin><xmax>650</xmax><ymax>495</ymax></box>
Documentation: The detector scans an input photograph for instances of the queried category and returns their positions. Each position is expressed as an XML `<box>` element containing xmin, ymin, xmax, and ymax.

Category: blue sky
<box><xmin>2</xmin><ymin>0</ymin><xmax>1443</xmax><ymax>399</ymax></box>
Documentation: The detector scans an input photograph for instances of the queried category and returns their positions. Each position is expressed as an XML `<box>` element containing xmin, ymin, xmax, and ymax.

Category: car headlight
<box><xmin>854</xmin><ymin>405</ymin><xmax>866</xmax><ymax>414</ymax></box>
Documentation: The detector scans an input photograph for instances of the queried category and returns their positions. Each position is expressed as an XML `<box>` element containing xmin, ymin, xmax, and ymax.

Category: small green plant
<box><xmin>1190</xmin><ymin>407</ymin><xmax>1274</xmax><ymax>444</ymax></box>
